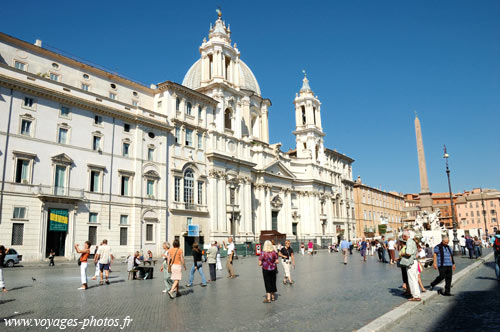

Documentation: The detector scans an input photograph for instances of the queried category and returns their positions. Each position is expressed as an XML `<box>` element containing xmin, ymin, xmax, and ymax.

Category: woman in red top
<box><xmin>258</xmin><ymin>240</ymin><xmax>279</xmax><ymax>303</ymax></box>
<box><xmin>75</xmin><ymin>241</ymin><xmax>91</xmax><ymax>290</ymax></box>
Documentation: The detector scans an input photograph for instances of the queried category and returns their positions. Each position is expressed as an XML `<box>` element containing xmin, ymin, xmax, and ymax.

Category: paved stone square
<box><xmin>0</xmin><ymin>250</ymin><xmax>490</xmax><ymax>332</ymax></box>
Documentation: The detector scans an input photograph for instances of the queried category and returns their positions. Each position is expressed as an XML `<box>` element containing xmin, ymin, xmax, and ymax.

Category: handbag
<box><xmin>168</xmin><ymin>249</ymin><xmax>178</xmax><ymax>274</ymax></box>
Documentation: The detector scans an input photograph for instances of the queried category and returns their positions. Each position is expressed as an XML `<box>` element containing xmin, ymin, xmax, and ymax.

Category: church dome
<box><xmin>182</xmin><ymin>58</ymin><xmax>261</xmax><ymax>96</ymax></box>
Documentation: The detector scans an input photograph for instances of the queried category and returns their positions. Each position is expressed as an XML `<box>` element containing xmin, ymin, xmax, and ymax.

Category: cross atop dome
<box><xmin>209</xmin><ymin>7</ymin><xmax>231</xmax><ymax>43</ymax></box>
<box><xmin>300</xmin><ymin>70</ymin><xmax>312</xmax><ymax>93</ymax></box>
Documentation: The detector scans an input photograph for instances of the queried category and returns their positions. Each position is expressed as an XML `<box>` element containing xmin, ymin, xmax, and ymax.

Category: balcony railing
<box><xmin>170</xmin><ymin>201</ymin><xmax>208</xmax><ymax>213</ymax></box>
<box><xmin>35</xmin><ymin>185</ymin><xmax>85</xmax><ymax>200</ymax></box>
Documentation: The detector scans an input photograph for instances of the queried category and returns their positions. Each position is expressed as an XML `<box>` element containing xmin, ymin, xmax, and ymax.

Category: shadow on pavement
<box><xmin>0</xmin><ymin>299</ymin><xmax>16</xmax><ymax>305</ymax></box>
<box><xmin>8</xmin><ymin>285</ymin><xmax>32</xmax><ymax>291</ymax></box>
<box><xmin>387</xmin><ymin>288</ymin><xmax>409</xmax><ymax>298</ymax></box>
<box><xmin>427</xmin><ymin>261</ymin><xmax>500</xmax><ymax>332</ymax></box>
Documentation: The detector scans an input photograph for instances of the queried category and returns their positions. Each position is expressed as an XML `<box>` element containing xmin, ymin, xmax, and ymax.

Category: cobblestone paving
<box><xmin>387</xmin><ymin>253</ymin><xmax>500</xmax><ymax>332</ymax></box>
<box><xmin>0</xmin><ymin>250</ymin><xmax>490</xmax><ymax>332</ymax></box>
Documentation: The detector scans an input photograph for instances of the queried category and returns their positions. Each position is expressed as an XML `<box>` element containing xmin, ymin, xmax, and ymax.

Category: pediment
<box><xmin>51</xmin><ymin>153</ymin><xmax>73</xmax><ymax>164</ymax></box>
<box><xmin>263</xmin><ymin>160</ymin><xmax>295</xmax><ymax>179</ymax></box>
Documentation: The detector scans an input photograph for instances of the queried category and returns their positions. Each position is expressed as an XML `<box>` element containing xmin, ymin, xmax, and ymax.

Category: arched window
<box><xmin>224</xmin><ymin>108</ymin><xmax>232</xmax><ymax>130</ymax></box>
<box><xmin>301</xmin><ymin>106</ymin><xmax>306</xmax><ymax>125</ymax></box>
<box><xmin>313</xmin><ymin>107</ymin><xmax>316</xmax><ymax>125</ymax></box>
<box><xmin>184</xmin><ymin>169</ymin><xmax>194</xmax><ymax>204</ymax></box>
<box><xmin>186</xmin><ymin>102</ymin><xmax>192</xmax><ymax>115</ymax></box>
<box><xmin>176</xmin><ymin>98</ymin><xmax>180</xmax><ymax>111</ymax></box>
<box><xmin>208</xmin><ymin>54</ymin><xmax>213</xmax><ymax>79</ymax></box>
<box><xmin>225</xmin><ymin>56</ymin><xmax>231</xmax><ymax>80</ymax></box>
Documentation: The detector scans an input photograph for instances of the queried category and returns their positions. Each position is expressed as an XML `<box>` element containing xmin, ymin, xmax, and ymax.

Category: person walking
<box><xmin>490</xmin><ymin>230</ymin><xmax>500</xmax><ymax>280</ymax></box>
<box><xmin>459</xmin><ymin>235</ymin><xmax>466</xmax><ymax>255</ymax></box>
<box><xmin>0</xmin><ymin>245</ymin><xmax>8</xmax><ymax>292</ymax></box>
<box><xmin>167</xmin><ymin>239</ymin><xmax>186</xmax><ymax>299</ymax></box>
<box><xmin>259</xmin><ymin>240</ymin><xmax>279</xmax><ymax>303</ymax></box>
<box><xmin>160</xmin><ymin>242</ymin><xmax>172</xmax><ymax>292</ymax></box>
<box><xmin>75</xmin><ymin>241</ymin><xmax>91</xmax><ymax>290</ymax></box>
<box><xmin>465</xmin><ymin>236</ymin><xmax>474</xmax><ymax>259</ymax></box>
<box><xmin>380</xmin><ymin>236</ymin><xmax>388</xmax><ymax>263</ymax></box>
<box><xmin>307</xmin><ymin>240</ymin><xmax>314</xmax><ymax>255</ymax></box>
<box><xmin>429</xmin><ymin>236</ymin><xmax>456</xmax><ymax>296</ymax></box>
<box><xmin>95</xmin><ymin>239</ymin><xmax>114</xmax><ymax>285</ymax></box>
<box><xmin>48</xmin><ymin>249</ymin><xmax>55</xmax><ymax>266</ymax></box>
<box><xmin>348</xmin><ymin>239</ymin><xmax>353</xmax><ymax>255</ymax></box>
<box><xmin>300</xmin><ymin>242</ymin><xmax>305</xmax><ymax>256</ymax></box>
<box><xmin>360</xmin><ymin>238</ymin><xmax>368</xmax><ymax>262</ymax></box>
<box><xmin>473</xmin><ymin>236</ymin><xmax>482</xmax><ymax>259</ymax></box>
<box><xmin>370</xmin><ymin>239</ymin><xmax>376</xmax><ymax>256</ymax></box>
<box><xmin>399</xmin><ymin>231</ymin><xmax>421</xmax><ymax>301</ymax></box>
<box><xmin>340</xmin><ymin>238</ymin><xmax>349</xmax><ymax>265</ymax></box>
<box><xmin>388</xmin><ymin>238</ymin><xmax>396</xmax><ymax>264</ymax></box>
<box><xmin>187</xmin><ymin>243</ymin><xmax>207</xmax><ymax>287</ymax></box>
<box><xmin>223</xmin><ymin>237</ymin><xmax>236</xmax><ymax>279</ymax></box>
<box><xmin>278</xmin><ymin>240</ymin><xmax>295</xmax><ymax>284</ymax></box>
<box><xmin>207</xmin><ymin>242</ymin><xmax>218</xmax><ymax>282</ymax></box>
<box><xmin>91</xmin><ymin>243</ymin><xmax>101</xmax><ymax>281</ymax></box>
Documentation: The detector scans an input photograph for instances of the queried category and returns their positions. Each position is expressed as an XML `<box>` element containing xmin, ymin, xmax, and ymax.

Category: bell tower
<box><xmin>293</xmin><ymin>72</ymin><xmax>325</xmax><ymax>163</ymax></box>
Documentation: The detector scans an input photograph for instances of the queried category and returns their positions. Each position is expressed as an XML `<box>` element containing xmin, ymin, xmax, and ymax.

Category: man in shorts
<box><xmin>96</xmin><ymin>239</ymin><xmax>114</xmax><ymax>285</ymax></box>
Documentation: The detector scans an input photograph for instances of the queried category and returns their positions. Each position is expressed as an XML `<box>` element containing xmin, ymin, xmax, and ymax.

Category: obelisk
<box><xmin>414</xmin><ymin>113</ymin><xmax>433</xmax><ymax>210</ymax></box>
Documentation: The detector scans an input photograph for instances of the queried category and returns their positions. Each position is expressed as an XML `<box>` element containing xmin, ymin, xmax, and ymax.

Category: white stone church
<box><xmin>0</xmin><ymin>13</ymin><xmax>354</xmax><ymax>261</ymax></box>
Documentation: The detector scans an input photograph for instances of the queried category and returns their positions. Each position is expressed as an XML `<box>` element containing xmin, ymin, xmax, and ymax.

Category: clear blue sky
<box><xmin>1</xmin><ymin>0</ymin><xmax>499</xmax><ymax>194</ymax></box>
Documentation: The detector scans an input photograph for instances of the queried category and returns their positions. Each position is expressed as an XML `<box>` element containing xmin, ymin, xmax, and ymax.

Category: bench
<box><xmin>142</xmin><ymin>259</ymin><xmax>158</xmax><ymax>266</ymax></box>
<box><xmin>128</xmin><ymin>270</ymin><xmax>139</xmax><ymax>280</ymax></box>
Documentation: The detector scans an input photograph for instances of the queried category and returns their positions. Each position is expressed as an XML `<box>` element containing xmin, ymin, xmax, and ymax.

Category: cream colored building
<box><xmin>353</xmin><ymin>177</ymin><xmax>405</xmax><ymax>239</ymax></box>
<box><xmin>0</xmin><ymin>13</ymin><xmax>355</xmax><ymax>260</ymax></box>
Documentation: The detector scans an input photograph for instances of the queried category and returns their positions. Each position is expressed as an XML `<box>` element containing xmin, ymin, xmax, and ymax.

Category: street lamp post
<box><xmin>480</xmin><ymin>188</ymin><xmax>489</xmax><ymax>240</ymax></box>
<box><xmin>443</xmin><ymin>145</ymin><xmax>460</xmax><ymax>255</ymax></box>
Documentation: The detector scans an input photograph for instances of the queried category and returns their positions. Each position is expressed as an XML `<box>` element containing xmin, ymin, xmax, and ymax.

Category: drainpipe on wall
<box><xmin>108</xmin><ymin>117</ymin><xmax>116</xmax><ymax>230</ymax></box>
<box><xmin>0</xmin><ymin>89</ymin><xmax>14</xmax><ymax>225</ymax></box>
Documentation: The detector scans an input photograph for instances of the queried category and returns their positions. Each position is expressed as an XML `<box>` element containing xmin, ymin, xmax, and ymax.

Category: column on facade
<box><xmin>218</xmin><ymin>174</ymin><xmax>227</xmax><ymax>232</ymax></box>
<box><xmin>237</xmin><ymin>178</ymin><xmax>245</xmax><ymax>236</ymax></box>
<box><xmin>265</xmin><ymin>186</ymin><xmax>272</xmax><ymax>230</ymax></box>
<box><xmin>208</xmin><ymin>173</ymin><xmax>218</xmax><ymax>233</ymax></box>
<box><xmin>245</xmin><ymin>180</ymin><xmax>252</xmax><ymax>234</ymax></box>
<box><xmin>261</xmin><ymin>105</ymin><xmax>269</xmax><ymax>143</ymax></box>
<box><xmin>284</xmin><ymin>190</ymin><xmax>292</xmax><ymax>236</ymax></box>
<box><xmin>255</xmin><ymin>185</ymin><xmax>263</xmax><ymax>235</ymax></box>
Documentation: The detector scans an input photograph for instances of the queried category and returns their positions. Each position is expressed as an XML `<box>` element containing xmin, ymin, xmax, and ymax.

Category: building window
<box><xmin>58</xmin><ymin>128</ymin><xmax>68</xmax><ymax>144</ymax></box>
<box><xmin>291</xmin><ymin>194</ymin><xmax>297</xmax><ymax>208</ymax></box>
<box><xmin>120</xmin><ymin>227</ymin><xmax>128</xmax><ymax>246</ymax></box>
<box><xmin>147</xmin><ymin>179</ymin><xmax>155</xmax><ymax>197</ymax></box>
<box><xmin>157</xmin><ymin>100</ymin><xmax>162</xmax><ymax>109</ymax></box>
<box><xmin>13</xmin><ymin>207</ymin><xmax>27</xmax><ymax>219</ymax></box>
<box><xmin>124</xmin><ymin>123</ymin><xmax>130</xmax><ymax>132</ymax></box>
<box><xmin>186</xmin><ymin>102</ymin><xmax>192</xmax><ymax>115</ymax></box>
<box><xmin>60</xmin><ymin>106</ymin><xmax>70</xmax><ymax>118</ymax></box>
<box><xmin>15</xmin><ymin>159</ymin><xmax>30</xmax><ymax>184</ymax></box>
<box><xmin>92</xmin><ymin>136</ymin><xmax>102</xmax><ymax>151</ymax></box>
<box><xmin>229</xmin><ymin>187</ymin><xmax>236</xmax><ymax>205</ymax></box>
<box><xmin>185</xmin><ymin>129</ymin><xmax>193</xmax><ymax>146</ymax></box>
<box><xmin>224</xmin><ymin>109</ymin><xmax>232</xmax><ymax>130</ymax></box>
<box><xmin>94</xmin><ymin>115</ymin><xmax>103</xmax><ymax>125</ymax></box>
<box><xmin>175</xmin><ymin>127</ymin><xmax>181</xmax><ymax>144</ymax></box>
<box><xmin>88</xmin><ymin>226</ymin><xmax>97</xmax><ymax>245</ymax></box>
<box><xmin>147</xmin><ymin>148</ymin><xmax>154</xmax><ymax>161</ymax></box>
<box><xmin>292</xmin><ymin>223</ymin><xmax>298</xmax><ymax>236</ymax></box>
<box><xmin>23</xmin><ymin>97</ymin><xmax>35</xmax><ymax>109</ymax></box>
<box><xmin>187</xmin><ymin>217</ymin><xmax>192</xmax><ymax>225</ymax></box>
<box><xmin>11</xmin><ymin>223</ymin><xmax>24</xmax><ymax>245</ymax></box>
<box><xmin>132</xmin><ymin>100</ymin><xmax>139</xmax><ymax>107</ymax></box>
<box><xmin>184</xmin><ymin>169</ymin><xmax>194</xmax><ymax>204</ymax></box>
<box><xmin>20</xmin><ymin>119</ymin><xmax>31</xmax><ymax>136</ymax></box>
<box><xmin>146</xmin><ymin>224</ymin><xmax>153</xmax><ymax>242</ymax></box>
<box><xmin>89</xmin><ymin>170</ymin><xmax>100</xmax><ymax>192</ymax></box>
<box><xmin>301</xmin><ymin>106</ymin><xmax>306</xmax><ymax>125</ymax></box>
<box><xmin>81</xmin><ymin>83</ymin><xmax>90</xmax><ymax>91</ymax></box>
<box><xmin>198</xmin><ymin>106</ymin><xmax>202</xmax><ymax>119</ymax></box>
<box><xmin>121</xmin><ymin>176</ymin><xmax>130</xmax><ymax>196</ymax></box>
<box><xmin>120</xmin><ymin>215</ymin><xmax>129</xmax><ymax>225</ymax></box>
<box><xmin>14</xmin><ymin>61</ymin><xmax>26</xmax><ymax>71</ymax></box>
<box><xmin>54</xmin><ymin>165</ymin><xmax>67</xmax><ymax>195</ymax></box>
<box><xmin>176</xmin><ymin>97</ymin><xmax>180</xmax><ymax>111</ymax></box>
<box><xmin>123</xmin><ymin>142</ymin><xmax>130</xmax><ymax>157</ymax></box>
<box><xmin>89</xmin><ymin>212</ymin><xmax>98</xmax><ymax>223</ymax></box>
<box><xmin>174</xmin><ymin>177</ymin><xmax>181</xmax><ymax>202</ymax></box>
<box><xmin>49</xmin><ymin>73</ymin><xmax>59</xmax><ymax>82</ymax></box>
<box><xmin>109</xmin><ymin>92</ymin><xmax>116</xmax><ymax>100</ymax></box>
<box><xmin>197</xmin><ymin>133</ymin><xmax>203</xmax><ymax>149</ymax></box>
<box><xmin>197</xmin><ymin>181</ymin><xmax>203</xmax><ymax>205</ymax></box>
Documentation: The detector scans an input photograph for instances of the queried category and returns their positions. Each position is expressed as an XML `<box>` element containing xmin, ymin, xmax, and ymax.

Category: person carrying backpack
<box><xmin>490</xmin><ymin>230</ymin><xmax>500</xmax><ymax>280</ymax></box>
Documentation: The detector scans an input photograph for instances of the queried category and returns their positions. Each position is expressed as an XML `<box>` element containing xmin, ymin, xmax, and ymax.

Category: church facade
<box><xmin>0</xmin><ymin>13</ymin><xmax>354</xmax><ymax>261</ymax></box>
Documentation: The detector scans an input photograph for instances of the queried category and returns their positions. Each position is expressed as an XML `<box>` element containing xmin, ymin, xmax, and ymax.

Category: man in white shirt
<box><xmin>459</xmin><ymin>235</ymin><xmax>466</xmax><ymax>255</ymax></box>
<box><xmin>388</xmin><ymin>238</ymin><xmax>396</xmax><ymax>264</ymax></box>
<box><xmin>223</xmin><ymin>237</ymin><xmax>236</xmax><ymax>279</ymax></box>
<box><xmin>96</xmin><ymin>239</ymin><xmax>114</xmax><ymax>285</ymax></box>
